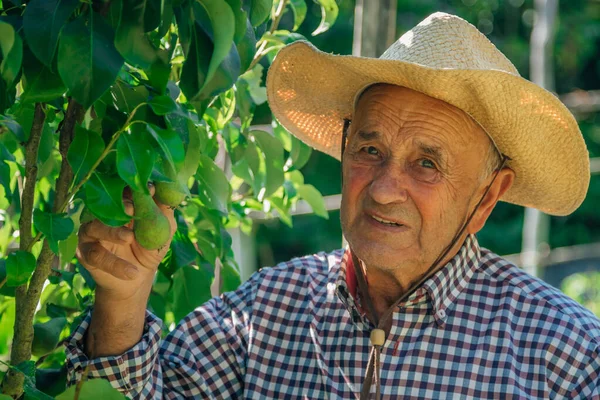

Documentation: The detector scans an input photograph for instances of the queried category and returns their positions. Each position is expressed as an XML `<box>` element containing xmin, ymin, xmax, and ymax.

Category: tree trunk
<box><xmin>352</xmin><ymin>0</ymin><xmax>397</xmax><ymax>57</ymax></box>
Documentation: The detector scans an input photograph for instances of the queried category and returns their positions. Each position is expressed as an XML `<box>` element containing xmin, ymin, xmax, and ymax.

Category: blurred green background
<box><xmin>249</xmin><ymin>0</ymin><xmax>600</xmax><ymax>306</ymax></box>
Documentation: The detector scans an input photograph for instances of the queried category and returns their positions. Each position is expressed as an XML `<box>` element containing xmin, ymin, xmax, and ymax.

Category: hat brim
<box><xmin>266</xmin><ymin>41</ymin><xmax>590</xmax><ymax>216</ymax></box>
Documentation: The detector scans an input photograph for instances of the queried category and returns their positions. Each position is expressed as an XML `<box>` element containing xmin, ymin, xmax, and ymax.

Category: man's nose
<box><xmin>368</xmin><ymin>163</ymin><xmax>409</xmax><ymax>205</ymax></box>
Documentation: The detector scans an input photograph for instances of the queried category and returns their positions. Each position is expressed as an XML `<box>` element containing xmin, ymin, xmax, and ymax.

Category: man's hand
<box><xmin>76</xmin><ymin>184</ymin><xmax>177</xmax><ymax>357</ymax></box>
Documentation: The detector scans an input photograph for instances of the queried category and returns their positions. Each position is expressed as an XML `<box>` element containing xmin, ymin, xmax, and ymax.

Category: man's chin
<box><xmin>347</xmin><ymin>238</ymin><xmax>417</xmax><ymax>270</ymax></box>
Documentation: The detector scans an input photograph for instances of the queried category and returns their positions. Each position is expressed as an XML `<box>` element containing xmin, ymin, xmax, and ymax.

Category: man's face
<box><xmin>340</xmin><ymin>84</ymin><xmax>492</xmax><ymax>273</ymax></box>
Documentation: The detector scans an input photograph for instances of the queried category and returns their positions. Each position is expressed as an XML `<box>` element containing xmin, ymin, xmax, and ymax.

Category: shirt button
<box><xmin>436</xmin><ymin>309</ymin><xmax>446</xmax><ymax>319</ymax></box>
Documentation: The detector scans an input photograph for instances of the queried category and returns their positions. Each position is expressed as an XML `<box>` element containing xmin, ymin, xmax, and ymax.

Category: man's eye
<box><xmin>419</xmin><ymin>159</ymin><xmax>436</xmax><ymax>169</ymax></box>
<box><xmin>362</xmin><ymin>146</ymin><xmax>380</xmax><ymax>156</ymax></box>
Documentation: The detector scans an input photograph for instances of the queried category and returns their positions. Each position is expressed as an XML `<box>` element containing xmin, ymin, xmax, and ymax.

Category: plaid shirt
<box><xmin>66</xmin><ymin>235</ymin><xmax>600</xmax><ymax>399</ymax></box>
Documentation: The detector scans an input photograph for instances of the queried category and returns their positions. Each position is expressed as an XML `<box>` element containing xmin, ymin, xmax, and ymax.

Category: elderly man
<box><xmin>67</xmin><ymin>13</ymin><xmax>599</xmax><ymax>399</ymax></box>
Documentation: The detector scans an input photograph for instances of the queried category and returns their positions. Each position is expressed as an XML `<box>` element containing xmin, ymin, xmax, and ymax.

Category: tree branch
<box><xmin>2</xmin><ymin>103</ymin><xmax>46</xmax><ymax>397</ymax></box>
<box><xmin>23</xmin><ymin>102</ymin><xmax>146</xmax><ymax>254</ymax></box>
<box><xmin>54</xmin><ymin>98</ymin><xmax>86</xmax><ymax>213</ymax></box>
<box><xmin>19</xmin><ymin>103</ymin><xmax>45</xmax><ymax>249</ymax></box>
<box><xmin>248</xmin><ymin>0</ymin><xmax>289</xmax><ymax>70</ymax></box>
<box><xmin>2</xmin><ymin>99</ymin><xmax>84</xmax><ymax>397</ymax></box>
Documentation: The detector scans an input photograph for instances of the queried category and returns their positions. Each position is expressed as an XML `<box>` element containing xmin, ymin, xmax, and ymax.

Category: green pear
<box><xmin>131</xmin><ymin>190</ymin><xmax>171</xmax><ymax>250</ymax></box>
<box><xmin>154</xmin><ymin>177</ymin><xmax>189</xmax><ymax>208</ymax></box>
<box><xmin>154</xmin><ymin>122</ymin><xmax>202</xmax><ymax>207</ymax></box>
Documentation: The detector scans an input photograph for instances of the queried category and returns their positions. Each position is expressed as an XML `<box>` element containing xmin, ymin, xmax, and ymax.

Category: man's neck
<box><xmin>357</xmin><ymin>234</ymin><xmax>469</xmax><ymax>322</ymax></box>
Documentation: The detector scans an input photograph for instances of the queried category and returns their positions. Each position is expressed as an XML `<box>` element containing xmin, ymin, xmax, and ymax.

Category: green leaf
<box><xmin>147</xmin><ymin>124</ymin><xmax>185</xmax><ymax>174</ymax></box>
<box><xmin>312</xmin><ymin>0</ymin><xmax>338</xmax><ymax>36</ymax></box>
<box><xmin>23</xmin><ymin>0</ymin><xmax>80</xmax><ymax>66</ymax></box>
<box><xmin>269</xmin><ymin>195</ymin><xmax>292</xmax><ymax>227</ymax></box>
<box><xmin>0</xmin><ymin>21</ymin><xmax>22</xmax><ymax>85</ymax></box>
<box><xmin>148</xmin><ymin>291</ymin><xmax>166</xmax><ymax>320</ymax></box>
<box><xmin>170</xmin><ymin>264</ymin><xmax>213</xmax><ymax>322</ymax></box>
<box><xmin>32</xmin><ymin>317</ymin><xmax>67</xmax><ymax>357</ymax></box>
<box><xmin>20</xmin><ymin>45</ymin><xmax>66</xmax><ymax>103</ymax></box>
<box><xmin>245</xmin><ymin>0</ymin><xmax>272</xmax><ymax>27</ymax></box>
<box><xmin>37</xmin><ymin>124</ymin><xmax>54</xmax><ymax>169</ymax></box>
<box><xmin>180</xmin><ymin>123</ymin><xmax>204</xmax><ymax>179</ymax></box>
<box><xmin>239</xmin><ymin>63</ymin><xmax>266</xmax><ymax>105</ymax></box>
<box><xmin>84</xmin><ymin>173</ymin><xmax>131</xmax><ymax>226</ymax></box>
<box><xmin>0</xmin><ymin>259</ymin><xmax>16</xmax><ymax>296</ymax></box>
<box><xmin>68</xmin><ymin>126</ymin><xmax>105</xmax><ymax>186</ymax></box>
<box><xmin>6</xmin><ymin>250</ymin><xmax>36</xmax><ymax>287</ymax></box>
<box><xmin>58</xmin><ymin>13</ymin><xmax>124</xmax><ymax>109</ymax></box>
<box><xmin>13</xmin><ymin>103</ymin><xmax>34</xmax><ymax>142</ymax></box>
<box><xmin>0</xmin><ymin>140</ymin><xmax>15</xmax><ymax>162</ymax></box>
<box><xmin>56</xmin><ymin>379</ymin><xmax>126</xmax><ymax>400</ymax></box>
<box><xmin>116</xmin><ymin>129</ymin><xmax>156</xmax><ymax>193</ymax></box>
<box><xmin>231</xmin><ymin>140</ymin><xmax>260</xmax><ymax>189</ymax></box>
<box><xmin>115</xmin><ymin>0</ymin><xmax>158</xmax><ymax>68</ymax></box>
<box><xmin>290</xmin><ymin>134</ymin><xmax>312</xmax><ymax>169</ymax></box>
<box><xmin>182</xmin><ymin>1</ymin><xmax>236</xmax><ymax>100</ymax></box>
<box><xmin>220</xmin><ymin>259</ymin><xmax>241</xmax><ymax>293</ymax></box>
<box><xmin>224</xmin><ymin>0</ymin><xmax>247</xmax><ymax>43</ymax></box>
<box><xmin>144</xmin><ymin>0</ymin><xmax>163</xmax><ymax>32</ymax></box>
<box><xmin>195</xmin><ymin>154</ymin><xmax>230</xmax><ymax>214</ymax></box>
<box><xmin>35</xmin><ymin>367</ymin><xmax>68</xmax><ymax>398</ymax></box>
<box><xmin>33</xmin><ymin>209</ymin><xmax>75</xmax><ymax>254</ymax></box>
<box><xmin>111</xmin><ymin>80</ymin><xmax>149</xmax><ymax>114</ymax></box>
<box><xmin>296</xmin><ymin>183</ymin><xmax>328</xmax><ymax>219</ymax></box>
<box><xmin>0</xmin><ymin>114</ymin><xmax>25</xmax><ymax>142</ymax></box>
<box><xmin>236</xmin><ymin>17</ymin><xmax>257</xmax><ymax>72</ymax></box>
<box><xmin>272</xmin><ymin>120</ymin><xmax>291</xmax><ymax>151</ymax></box>
<box><xmin>14</xmin><ymin>360</ymin><xmax>58</xmax><ymax>400</ymax></box>
<box><xmin>158</xmin><ymin>0</ymin><xmax>175</xmax><ymax>37</ymax></box>
<box><xmin>15</xmin><ymin>360</ymin><xmax>35</xmax><ymax>381</ymax></box>
<box><xmin>252</xmin><ymin>130</ymin><xmax>284</xmax><ymax>198</ymax></box>
<box><xmin>147</xmin><ymin>50</ymin><xmax>171</xmax><ymax>94</ymax></box>
<box><xmin>170</xmin><ymin>229</ymin><xmax>198</xmax><ymax>269</ymax></box>
<box><xmin>193</xmin><ymin>42</ymin><xmax>240</xmax><ymax>106</ymax></box>
<box><xmin>289</xmin><ymin>0</ymin><xmax>307</xmax><ymax>30</ymax></box>
<box><xmin>174</xmin><ymin>2</ymin><xmax>193</xmax><ymax>56</ymax></box>
<box><xmin>0</xmin><ymin>161</ymin><xmax>10</xmax><ymax>201</ymax></box>
<box><xmin>149</xmin><ymin>95</ymin><xmax>177</xmax><ymax>115</ymax></box>
<box><xmin>58</xmin><ymin>232</ymin><xmax>78</xmax><ymax>267</ymax></box>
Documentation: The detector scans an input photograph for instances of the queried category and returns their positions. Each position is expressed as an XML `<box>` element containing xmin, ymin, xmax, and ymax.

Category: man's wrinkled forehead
<box><xmin>350</xmin><ymin>83</ymin><xmax>500</xmax><ymax>155</ymax></box>
<box><xmin>353</xmin><ymin>83</ymin><xmax>459</xmax><ymax>118</ymax></box>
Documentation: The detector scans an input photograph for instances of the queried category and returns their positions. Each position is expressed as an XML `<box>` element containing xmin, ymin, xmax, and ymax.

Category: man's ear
<box><xmin>467</xmin><ymin>168</ymin><xmax>515</xmax><ymax>235</ymax></box>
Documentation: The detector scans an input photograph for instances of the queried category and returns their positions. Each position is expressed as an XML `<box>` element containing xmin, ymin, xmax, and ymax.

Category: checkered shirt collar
<box><xmin>335</xmin><ymin>234</ymin><xmax>482</xmax><ymax>327</ymax></box>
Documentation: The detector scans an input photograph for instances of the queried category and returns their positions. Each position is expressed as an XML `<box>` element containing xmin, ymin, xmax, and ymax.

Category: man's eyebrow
<box><xmin>415</xmin><ymin>140</ymin><xmax>446</xmax><ymax>163</ymax></box>
<box><xmin>355</xmin><ymin>130</ymin><xmax>380</xmax><ymax>141</ymax></box>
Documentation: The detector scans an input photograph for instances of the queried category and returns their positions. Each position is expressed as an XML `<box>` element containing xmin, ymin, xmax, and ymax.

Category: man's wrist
<box><xmin>86</xmin><ymin>281</ymin><xmax>154</xmax><ymax>357</ymax></box>
<box><xmin>86</xmin><ymin>303</ymin><xmax>148</xmax><ymax>357</ymax></box>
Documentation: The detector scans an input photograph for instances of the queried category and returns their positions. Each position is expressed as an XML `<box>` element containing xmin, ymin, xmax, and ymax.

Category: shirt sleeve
<box><xmin>65</xmin><ymin>310</ymin><xmax>165</xmax><ymax>399</ymax></box>
<box><xmin>567</xmin><ymin>345</ymin><xmax>600</xmax><ymax>400</ymax></box>
<box><xmin>65</xmin><ymin>273</ymin><xmax>258</xmax><ymax>399</ymax></box>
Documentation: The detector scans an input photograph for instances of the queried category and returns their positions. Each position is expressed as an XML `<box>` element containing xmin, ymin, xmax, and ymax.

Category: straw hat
<box><xmin>266</xmin><ymin>12</ymin><xmax>590</xmax><ymax>216</ymax></box>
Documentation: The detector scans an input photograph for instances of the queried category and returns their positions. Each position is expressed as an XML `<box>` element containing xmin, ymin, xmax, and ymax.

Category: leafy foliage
<box><xmin>562</xmin><ymin>272</ymin><xmax>600</xmax><ymax>317</ymax></box>
<box><xmin>0</xmin><ymin>0</ymin><xmax>334</xmax><ymax>397</ymax></box>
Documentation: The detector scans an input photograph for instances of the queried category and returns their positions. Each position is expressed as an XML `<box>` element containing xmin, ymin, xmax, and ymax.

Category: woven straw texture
<box><xmin>266</xmin><ymin>12</ymin><xmax>590</xmax><ymax>216</ymax></box>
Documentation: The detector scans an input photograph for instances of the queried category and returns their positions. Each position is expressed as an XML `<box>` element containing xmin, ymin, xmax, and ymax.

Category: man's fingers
<box><xmin>80</xmin><ymin>220</ymin><xmax>134</xmax><ymax>244</ymax></box>
<box><xmin>77</xmin><ymin>242</ymin><xmax>139</xmax><ymax>280</ymax></box>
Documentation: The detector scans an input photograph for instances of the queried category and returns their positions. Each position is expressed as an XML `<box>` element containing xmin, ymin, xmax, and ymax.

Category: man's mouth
<box><xmin>371</xmin><ymin>215</ymin><xmax>403</xmax><ymax>227</ymax></box>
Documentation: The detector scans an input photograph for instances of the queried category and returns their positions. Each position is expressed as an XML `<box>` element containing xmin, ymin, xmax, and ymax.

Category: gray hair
<box><xmin>481</xmin><ymin>138</ymin><xmax>504</xmax><ymax>181</ymax></box>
